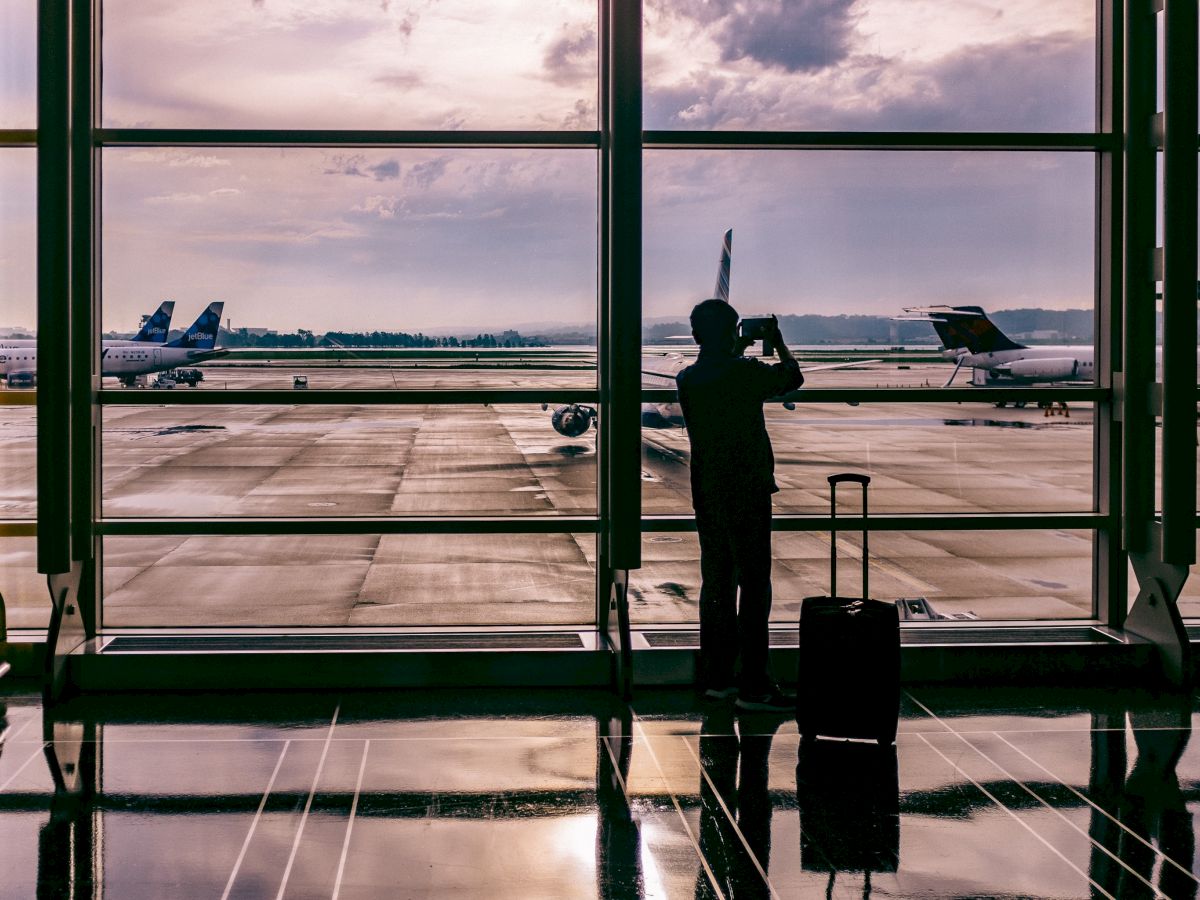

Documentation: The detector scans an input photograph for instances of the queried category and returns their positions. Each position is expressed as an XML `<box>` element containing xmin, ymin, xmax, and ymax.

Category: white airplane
<box><xmin>898</xmin><ymin>305</ymin><xmax>1096</xmax><ymax>388</ymax></box>
<box><xmin>0</xmin><ymin>302</ymin><xmax>226</xmax><ymax>387</ymax></box>
<box><xmin>546</xmin><ymin>230</ymin><xmax>876</xmax><ymax>436</ymax></box>
<box><xmin>0</xmin><ymin>300</ymin><xmax>176</xmax><ymax>350</ymax></box>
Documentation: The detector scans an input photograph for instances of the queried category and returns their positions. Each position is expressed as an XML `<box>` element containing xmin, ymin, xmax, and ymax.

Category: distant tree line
<box><xmin>642</xmin><ymin>308</ymin><xmax>1101</xmax><ymax>345</ymax></box>
<box><xmin>201</xmin><ymin>329</ymin><xmax>553</xmax><ymax>349</ymax></box>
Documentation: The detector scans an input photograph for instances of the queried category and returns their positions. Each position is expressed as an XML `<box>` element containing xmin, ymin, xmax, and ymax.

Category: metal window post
<box><xmin>37</xmin><ymin>0</ymin><xmax>72</xmax><ymax>577</ymax></box>
<box><xmin>71</xmin><ymin>0</ymin><xmax>99</xmax><ymax>634</ymax></box>
<box><xmin>1096</xmin><ymin>0</ymin><xmax>1125</xmax><ymax>625</ymax></box>
<box><xmin>1123</xmin><ymin>0</ymin><xmax>1194</xmax><ymax>684</ymax></box>
<box><xmin>1159</xmin><ymin>0</ymin><xmax>1197</xmax><ymax>565</ymax></box>
<box><xmin>600</xmin><ymin>0</ymin><xmax>641</xmax><ymax>695</ymax></box>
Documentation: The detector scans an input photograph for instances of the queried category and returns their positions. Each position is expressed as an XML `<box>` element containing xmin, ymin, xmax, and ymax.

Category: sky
<box><xmin>1</xmin><ymin>0</ymin><xmax>1098</xmax><ymax>335</ymax></box>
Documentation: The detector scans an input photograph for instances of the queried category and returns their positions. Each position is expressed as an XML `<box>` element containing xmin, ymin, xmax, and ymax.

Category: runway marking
<box><xmin>221</xmin><ymin>739</ymin><xmax>291</xmax><ymax>900</ymax></box>
<box><xmin>812</xmin><ymin>532</ymin><xmax>937</xmax><ymax>595</ymax></box>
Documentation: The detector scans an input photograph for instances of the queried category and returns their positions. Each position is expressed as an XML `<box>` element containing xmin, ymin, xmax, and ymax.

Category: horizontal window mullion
<box><xmin>0</xmin><ymin>522</ymin><xmax>37</xmax><ymax>537</ymax></box>
<box><xmin>98</xmin><ymin>129</ymin><xmax>601</xmax><ymax>149</ymax></box>
<box><xmin>644</xmin><ymin>514</ymin><xmax>1108</xmax><ymax>532</ymax></box>
<box><xmin>641</xmin><ymin>387</ymin><xmax>1108</xmax><ymax>403</ymax></box>
<box><xmin>644</xmin><ymin>131</ymin><xmax>1113</xmax><ymax>152</ymax></box>
<box><xmin>98</xmin><ymin>389</ymin><xmax>599</xmax><ymax>406</ymax></box>
<box><xmin>0</xmin><ymin>130</ymin><xmax>36</xmax><ymax>146</ymax></box>
<box><xmin>0</xmin><ymin>393</ymin><xmax>36</xmax><ymax>406</ymax></box>
<box><xmin>99</xmin><ymin>517</ymin><xmax>601</xmax><ymax>536</ymax></box>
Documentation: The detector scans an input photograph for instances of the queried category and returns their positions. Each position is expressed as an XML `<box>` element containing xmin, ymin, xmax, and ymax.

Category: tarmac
<box><xmin>1</xmin><ymin>357</ymin><xmax>1193</xmax><ymax>628</ymax></box>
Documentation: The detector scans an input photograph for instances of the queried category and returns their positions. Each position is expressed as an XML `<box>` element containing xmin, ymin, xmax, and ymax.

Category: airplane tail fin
<box><xmin>898</xmin><ymin>305</ymin><xmax>1025</xmax><ymax>353</ymax></box>
<box><xmin>131</xmin><ymin>301</ymin><xmax>175</xmax><ymax>343</ymax></box>
<box><xmin>167</xmin><ymin>302</ymin><xmax>223</xmax><ymax>350</ymax></box>
<box><xmin>713</xmin><ymin>228</ymin><xmax>732</xmax><ymax>302</ymax></box>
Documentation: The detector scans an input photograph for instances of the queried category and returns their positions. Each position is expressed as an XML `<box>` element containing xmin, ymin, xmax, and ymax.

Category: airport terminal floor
<box><xmin>2</xmin><ymin>683</ymin><xmax>1199</xmax><ymax>899</ymax></box>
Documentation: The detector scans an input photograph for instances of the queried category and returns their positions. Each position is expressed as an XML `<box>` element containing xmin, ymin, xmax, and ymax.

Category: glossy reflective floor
<box><xmin>0</xmin><ymin>685</ymin><xmax>1197</xmax><ymax>899</ymax></box>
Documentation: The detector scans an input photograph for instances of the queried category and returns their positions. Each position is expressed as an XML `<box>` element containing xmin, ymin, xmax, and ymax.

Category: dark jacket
<box><xmin>676</xmin><ymin>349</ymin><xmax>803</xmax><ymax>503</ymax></box>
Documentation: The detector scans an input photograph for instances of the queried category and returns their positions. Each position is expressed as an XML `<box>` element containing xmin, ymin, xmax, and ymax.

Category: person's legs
<box><xmin>696</xmin><ymin>500</ymin><xmax>738</xmax><ymax>690</ymax></box>
<box><xmin>730</xmin><ymin>493</ymin><xmax>774</xmax><ymax>694</ymax></box>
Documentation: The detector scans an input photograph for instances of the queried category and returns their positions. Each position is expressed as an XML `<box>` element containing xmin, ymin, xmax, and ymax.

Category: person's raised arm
<box><xmin>767</xmin><ymin>318</ymin><xmax>795</xmax><ymax>366</ymax></box>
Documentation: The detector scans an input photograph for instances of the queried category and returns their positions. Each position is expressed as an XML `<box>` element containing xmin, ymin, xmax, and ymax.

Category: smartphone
<box><xmin>738</xmin><ymin>315</ymin><xmax>777</xmax><ymax>357</ymax></box>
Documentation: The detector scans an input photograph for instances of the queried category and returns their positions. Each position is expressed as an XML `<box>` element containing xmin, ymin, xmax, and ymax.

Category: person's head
<box><xmin>690</xmin><ymin>298</ymin><xmax>739</xmax><ymax>349</ymax></box>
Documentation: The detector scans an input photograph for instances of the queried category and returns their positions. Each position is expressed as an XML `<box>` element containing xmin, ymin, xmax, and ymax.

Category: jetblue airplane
<box><xmin>0</xmin><ymin>300</ymin><xmax>176</xmax><ymax>350</ymax></box>
<box><xmin>0</xmin><ymin>302</ymin><xmax>226</xmax><ymax>387</ymax></box>
<box><xmin>898</xmin><ymin>305</ymin><xmax>1095</xmax><ymax>388</ymax></box>
<box><xmin>546</xmin><ymin>230</ymin><xmax>874</xmax><ymax>436</ymax></box>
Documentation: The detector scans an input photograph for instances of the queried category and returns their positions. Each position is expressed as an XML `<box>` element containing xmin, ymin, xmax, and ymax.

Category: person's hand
<box><xmin>765</xmin><ymin>315</ymin><xmax>783</xmax><ymax>346</ymax></box>
<box><xmin>733</xmin><ymin>334</ymin><xmax>756</xmax><ymax>356</ymax></box>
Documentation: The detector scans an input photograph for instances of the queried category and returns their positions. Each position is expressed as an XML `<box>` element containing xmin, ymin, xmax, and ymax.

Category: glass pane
<box><xmin>102</xmin><ymin>148</ymin><xmax>597</xmax><ymax>389</ymax></box>
<box><xmin>102</xmin><ymin>0</ymin><xmax>598</xmax><ymax>129</ymax></box>
<box><xmin>645</xmin><ymin>151</ymin><xmax>1094</xmax><ymax>337</ymax></box>
<box><xmin>645</xmin><ymin>0</ymin><xmax>1095</xmax><ymax>131</ymax></box>
<box><xmin>1</xmin><ymin>151</ymin><xmax>36</xmax><ymax>520</ymax></box>
<box><xmin>1</xmin><ymin>536</ymin><xmax>48</xmax><ymax>629</ymax></box>
<box><xmin>0</xmin><ymin>406</ymin><xmax>34</xmax><ymax>518</ymax></box>
<box><xmin>632</xmin><ymin>529</ymin><xmax>1093</xmax><ymax>623</ymax></box>
<box><xmin>0</xmin><ymin>149</ymin><xmax>35</xmax><ymax>340</ymax></box>
<box><xmin>0</xmin><ymin>1</ymin><xmax>36</xmax><ymax>128</ymax></box>
<box><xmin>102</xmin><ymin>533</ymin><xmax>596</xmax><ymax>626</ymax></box>
<box><xmin>642</xmin><ymin>401</ymin><xmax>1094</xmax><ymax>516</ymax></box>
<box><xmin>102</xmin><ymin>404</ymin><xmax>597</xmax><ymax>517</ymax></box>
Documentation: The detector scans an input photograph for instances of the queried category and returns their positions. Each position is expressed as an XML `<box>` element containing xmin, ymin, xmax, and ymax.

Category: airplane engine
<box><xmin>1001</xmin><ymin>358</ymin><xmax>1079</xmax><ymax>380</ymax></box>
<box><xmin>551</xmin><ymin>404</ymin><xmax>596</xmax><ymax>437</ymax></box>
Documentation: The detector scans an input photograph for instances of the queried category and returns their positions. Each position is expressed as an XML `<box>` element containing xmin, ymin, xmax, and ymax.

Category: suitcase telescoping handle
<box><xmin>828</xmin><ymin>473</ymin><xmax>870</xmax><ymax>602</ymax></box>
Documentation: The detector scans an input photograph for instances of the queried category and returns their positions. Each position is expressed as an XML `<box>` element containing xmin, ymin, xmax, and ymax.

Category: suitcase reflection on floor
<box><xmin>797</xmin><ymin>738</ymin><xmax>900</xmax><ymax>897</ymax></box>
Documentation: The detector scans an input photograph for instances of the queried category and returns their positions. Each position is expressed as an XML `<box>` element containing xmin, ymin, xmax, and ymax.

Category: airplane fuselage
<box><xmin>0</xmin><ymin>345</ymin><xmax>225</xmax><ymax>380</ymax></box>
<box><xmin>956</xmin><ymin>344</ymin><xmax>1096</xmax><ymax>385</ymax></box>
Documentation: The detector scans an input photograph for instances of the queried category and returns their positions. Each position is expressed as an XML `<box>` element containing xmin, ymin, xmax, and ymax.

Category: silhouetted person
<box><xmin>677</xmin><ymin>300</ymin><xmax>802</xmax><ymax>710</ymax></box>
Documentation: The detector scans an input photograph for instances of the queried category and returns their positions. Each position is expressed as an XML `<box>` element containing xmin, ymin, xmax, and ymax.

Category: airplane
<box><xmin>897</xmin><ymin>305</ymin><xmax>1096</xmax><ymax>389</ymax></box>
<box><xmin>0</xmin><ymin>300</ymin><xmax>176</xmax><ymax>350</ymax></box>
<box><xmin>546</xmin><ymin>230</ymin><xmax>876</xmax><ymax>436</ymax></box>
<box><xmin>0</xmin><ymin>302</ymin><xmax>226</xmax><ymax>388</ymax></box>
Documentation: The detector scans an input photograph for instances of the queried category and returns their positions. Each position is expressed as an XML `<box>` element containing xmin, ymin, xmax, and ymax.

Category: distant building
<box><xmin>237</xmin><ymin>327</ymin><xmax>278</xmax><ymax>337</ymax></box>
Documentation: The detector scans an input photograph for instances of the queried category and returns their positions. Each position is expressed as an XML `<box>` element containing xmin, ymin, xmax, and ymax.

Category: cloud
<box><xmin>352</xmin><ymin>195</ymin><xmax>402</xmax><ymax>219</ymax></box>
<box><xmin>209</xmin><ymin>187</ymin><xmax>243</xmax><ymax>198</ymax></box>
<box><xmin>368</xmin><ymin>160</ymin><xmax>401</xmax><ymax>180</ymax></box>
<box><xmin>126</xmin><ymin>150</ymin><xmax>231</xmax><ymax>168</ymax></box>
<box><xmin>145</xmin><ymin>192</ymin><xmax>206</xmax><ymax>205</ymax></box>
<box><xmin>404</xmin><ymin>157</ymin><xmax>447</xmax><ymax>189</ymax></box>
<box><xmin>373</xmin><ymin>71</ymin><xmax>424</xmax><ymax>90</ymax></box>
<box><xmin>651</xmin><ymin>0</ymin><xmax>859</xmax><ymax>73</ymax></box>
<box><xmin>543</xmin><ymin>25</ymin><xmax>597</xmax><ymax>85</ymax></box>
<box><xmin>716</xmin><ymin>0</ymin><xmax>859</xmax><ymax>73</ymax></box>
<box><xmin>646</xmin><ymin>31</ymin><xmax>1093</xmax><ymax>131</ymax></box>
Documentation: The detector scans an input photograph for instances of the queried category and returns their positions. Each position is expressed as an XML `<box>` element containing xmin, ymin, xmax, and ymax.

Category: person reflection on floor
<box><xmin>1115</xmin><ymin>723</ymin><xmax>1196</xmax><ymax>899</ymax></box>
<box><xmin>695</xmin><ymin>707</ymin><xmax>783</xmax><ymax>899</ymax></box>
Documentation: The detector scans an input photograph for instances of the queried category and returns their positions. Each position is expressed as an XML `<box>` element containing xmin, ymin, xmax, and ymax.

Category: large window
<box><xmin>22</xmin><ymin>0</ymin><xmax>1199</xmax><ymax>643</ymax></box>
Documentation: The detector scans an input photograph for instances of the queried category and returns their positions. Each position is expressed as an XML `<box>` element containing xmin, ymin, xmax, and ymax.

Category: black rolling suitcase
<box><xmin>797</xmin><ymin>473</ymin><xmax>900</xmax><ymax>745</ymax></box>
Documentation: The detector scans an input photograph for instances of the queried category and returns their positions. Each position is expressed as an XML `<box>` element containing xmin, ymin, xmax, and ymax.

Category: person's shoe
<box><xmin>735</xmin><ymin>686</ymin><xmax>795</xmax><ymax>712</ymax></box>
<box><xmin>702</xmin><ymin>685</ymin><xmax>738</xmax><ymax>700</ymax></box>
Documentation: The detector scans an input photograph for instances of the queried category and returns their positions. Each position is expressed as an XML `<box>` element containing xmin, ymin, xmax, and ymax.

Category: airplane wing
<box><xmin>798</xmin><ymin>359</ymin><xmax>881</xmax><ymax>372</ymax></box>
